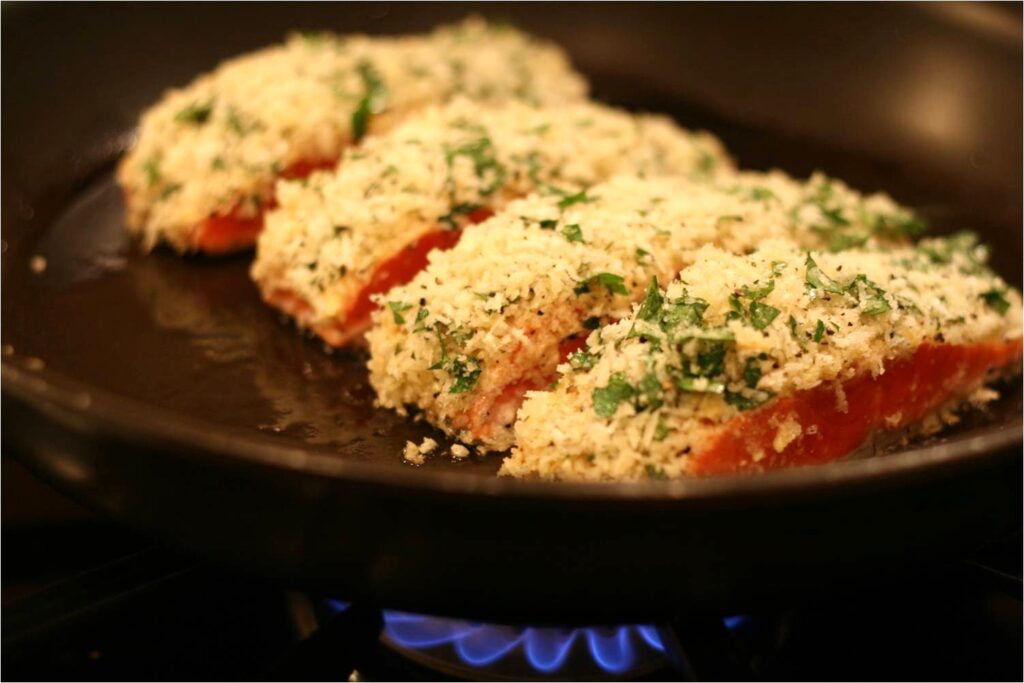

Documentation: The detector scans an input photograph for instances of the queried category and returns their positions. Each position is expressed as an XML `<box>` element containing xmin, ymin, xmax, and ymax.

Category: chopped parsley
<box><xmin>653</xmin><ymin>418</ymin><xmax>670</xmax><ymax>441</ymax></box>
<box><xmin>788</xmin><ymin>314</ymin><xmax>806</xmax><ymax>349</ymax></box>
<box><xmin>445</xmin><ymin>127</ymin><xmax>506</xmax><ymax>196</ymax></box>
<box><xmin>387</xmin><ymin>301</ymin><xmax>413</xmax><ymax>324</ymax></box>
<box><xmin>748</xmin><ymin>301</ymin><xmax>780</xmax><ymax>330</ymax></box>
<box><xmin>804</xmin><ymin>253</ymin><xmax>846</xmax><ymax>297</ymax></box>
<box><xmin>742</xmin><ymin>357</ymin><xmax>762</xmax><ymax>388</ymax></box>
<box><xmin>813</xmin><ymin>319</ymin><xmax>826</xmax><ymax>342</ymax></box>
<box><xmin>574</xmin><ymin>272</ymin><xmax>629</xmax><ymax>296</ymax></box>
<box><xmin>438</xmin><ymin>202</ymin><xmax>484</xmax><ymax>229</ymax></box>
<box><xmin>645</xmin><ymin>464</ymin><xmax>668</xmax><ymax>480</ymax></box>
<box><xmin>846</xmin><ymin>275</ymin><xmax>891</xmax><ymax>316</ymax></box>
<box><xmin>981</xmin><ymin>288</ymin><xmax>1011</xmax><ymax>315</ymax></box>
<box><xmin>569</xmin><ymin>349</ymin><xmax>599</xmax><ymax>371</ymax></box>
<box><xmin>427</xmin><ymin>324</ymin><xmax>482</xmax><ymax>393</ymax></box>
<box><xmin>636</xmin><ymin>277</ymin><xmax>664</xmax><ymax>322</ymax></box>
<box><xmin>748</xmin><ymin>186</ymin><xmax>777</xmax><ymax>201</ymax></box>
<box><xmin>557</xmin><ymin>189</ymin><xmax>595</xmax><ymax>210</ymax></box>
<box><xmin>226</xmin><ymin>107</ymin><xmax>248</xmax><ymax>135</ymax></box>
<box><xmin>724</xmin><ymin>388</ymin><xmax>774</xmax><ymax>411</ymax></box>
<box><xmin>413</xmin><ymin>307</ymin><xmax>430</xmax><ymax>331</ymax></box>
<box><xmin>142</xmin><ymin>156</ymin><xmax>161</xmax><ymax>187</ymax></box>
<box><xmin>592</xmin><ymin>372</ymin><xmax>636</xmax><ymax>417</ymax></box>
<box><xmin>351</xmin><ymin>60</ymin><xmax>388</xmax><ymax>141</ymax></box>
<box><xmin>561</xmin><ymin>223</ymin><xmax>584</xmax><ymax>243</ymax></box>
<box><xmin>449</xmin><ymin>357</ymin><xmax>482</xmax><ymax>394</ymax></box>
<box><xmin>828</xmin><ymin>231</ymin><xmax>869</xmax><ymax>252</ymax></box>
<box><xmin>873</xmin><ymin>212</ymin><xmax>928</xmax><ymax>239</ymax></box>
<box><xmin>174</xmin><ymin>99</ymin><xmax>214</xmax><ymax>125</ymax></box>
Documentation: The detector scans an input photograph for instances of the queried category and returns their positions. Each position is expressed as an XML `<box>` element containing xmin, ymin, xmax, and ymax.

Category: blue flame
<box><xmin>322</xmin><ymin>601</ymin><xmax>745</xmax><ymax>675</ymax></box>
<box><xmin>635</xmin><ymin>624</ymin><xmax>665</xmax><ymax>651</ymax></box>
<box><xmin>375</xmin><ymin>610</ymin><xmax>660</xmax><ymax>675</ymax></box>
<box><xmin>585</xmin><ymin>627</ymin><xmax>634</xmax><ymax>673</ymax></box>
<box><xmin>523</xmin><ymin>628</ymin><xmax>577</xmax><ymax>672</ymax></box>
<box><xmin>723</xmin><ymin>614</ymin><xmax>748</xmax><ymax>630</ymax></box>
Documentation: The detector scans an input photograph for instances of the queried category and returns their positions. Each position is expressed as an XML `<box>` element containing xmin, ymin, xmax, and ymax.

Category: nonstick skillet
<box><xmin>3</xmin><ymin>2</ymin><xmax>1022</xmax><ymax>622</ymax></box>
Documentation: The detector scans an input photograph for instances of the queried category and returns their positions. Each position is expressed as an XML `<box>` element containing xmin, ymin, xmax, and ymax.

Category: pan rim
<box><xmin>4</xmin><ymin>358</ymin><xmax>1021</xmax><ymax>502</ymax></box>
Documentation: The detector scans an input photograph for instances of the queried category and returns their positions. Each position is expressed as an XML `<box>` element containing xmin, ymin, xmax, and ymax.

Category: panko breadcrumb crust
<box><xmin>252</xmin><ymin>98</ymin><xmax>732</xmax><ymax>342</ymax></box>
<box><xmin>504</xmin><ymin>238</ymin><xmax>1022</xmax><ymax>480</ymax></box>
<box><xmin>119</xmin><ymin>18</ymin><xmax>588</xmax><ymax>252</ymax></box>
<box><xmin>367</xmin><ymin>170</ymin><xmax>929</xmax><ymax>452</ymax></box>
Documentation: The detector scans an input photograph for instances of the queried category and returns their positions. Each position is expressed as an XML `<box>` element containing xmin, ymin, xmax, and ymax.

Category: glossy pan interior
<box><xmin>2</xmin><ymin>2</ymin><xmax>1021</xmax><ymax>620</ymax></box>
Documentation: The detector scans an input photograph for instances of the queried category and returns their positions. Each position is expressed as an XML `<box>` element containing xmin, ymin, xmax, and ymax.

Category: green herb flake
<box><xmin>174</xmin><ymin>99</ymin><xmax>214</xmax><ymax>125</ymax></box>
<box><xmin>873</xmin><ymin>212</ymin><xmax>928</xmax><ymax>239</ymax></box>
<box><xmin>142</xmin><ymin>157</ymin><xmax>161</xmax><ymax>188</ymax></box>
<box><xmin>645</xmin><ymin>464</ymin><xmax>668</xmax><ymax>480</ymax></box>
<box><xmin>636</xmin><ymin>277</ymin><xmax>664</xmax><ymax>322</ymax></box>
<box><xmin>724</xmin><ymin>389</ymin><xmax>774</xmax><ymax>411</ymax></box>
<box><xmin>788</xmin><ymin>315</ymin><xmax>805</xmax><ymax>349</ymax></box>
<box><xmin>676</xmin><ymin>376</ymin><xmax>726</xmax><ymax>395</ymax></box>
<box><xmin>351</xmin><ymin>60</ymin><xmax>388</xmax><ymax>142</ymax></box>
<box><xmin>582</xmin><ymin>316</ymin><xmax>601</xmax><ymax>330</ymax></box>
<box><xmin>557</xmin><ymin>189</ymin><xmax>595</xmax><ymax>210</ymax></box>
<box><xmin>387</xmin><ymin>301</ymin><xmax>413</xmax><ymax>324</ymax></box>
<box><xmin>561</xmin><ymin>223</ymin><xmax>584</xmax><ymax>243</ymax></box>
<box><xmin>805</xmin><ymin>253</ymin><xmax>846</xmax><ymax>297</ymax></box>
<box><xmin>226</xmin><ymin>107</ymin><xmax>247</xmax><ymax>135</ymax></box>
<box><xmin>574</xmin><ymin>272</ymin><xmax>629</xmax><ymax>297</ymax></box>
<box><xmin>828</xmin><ymin>232</ymin><xmax>869</xmax><ymax>252</ymax></box>
<box><xmin>444</xmin><ymin>129</ymin><xmax>506</xmax><ymax>196</ymax></box>
<box><xmin>638</xmin><ymin>372</ymin><xmax>664</xmax><ymax>410</ymax></box>
<box><xmin>538</xmin><ymin>219</ymin><xmax>558</xmax><ymax>230</ymax></box>
<box><xmin>569</xmin><ymin>350</ymin><xmax>598</xmax><ymax>371</ymax></box>
<box><xmin>749</xmin><ymin>186</ymin><xmax>776</xmax><ymax>201</ymax></box>
<box><xmin>449</xmin><ymin>357</ymin><xmax>482</xmax><ymax>394</ymax></box>
<box><xmin>813</xmin><ymin>319</ymin><xmax>826</xmax><ymax>343</ymax></box>
<box><xmin>653</xmin><ymin>418</ymin><xmax>670</xmax><ymax>441</ymax></box>
<box><xmin>592</xmin><ymin>372</ymin><xmax>636</xmax><ymax>417</ymax></box>
<box><xmin>742</xmin><ymin>357</ymin><xmax>762</xmax><ymax>389</ymax></box>
<box><xmin>741</xmin><ymin>279</ymin><xmax>775</xmax><ymax>301</ymax></box>
<box><xmin>413</xmin><ymin>307</ymin><xmax>430</xmax><ymax>331</ymax></box>
<box><xmin>981</xmin><ymin>288</ymin><xmax>1011</xmax><ymax>315</ymax></box>
<box><xmin>847</xmin><ymin>275</ymin><xmax>892</xmax><ymax>316</ymax></box>
<box><xmin>159</xmin><ymin>183</ymin><xmax>182</xmax><ymax>200</ymax></box>
<box><xmin>748</xmin><ymin>301</ymin><xmax>781</xmax><ymax>330</ymax></box>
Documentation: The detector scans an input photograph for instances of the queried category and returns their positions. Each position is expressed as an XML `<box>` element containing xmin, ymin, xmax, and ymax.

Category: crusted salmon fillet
<box><xmin>251</xmin><ymin>99</ymin><xmax>733</xmax><ymax>346</ymax></box>
<box><xmin>117</xmin><ymin>18</ymin><xmax>588</xmax><ymax>253</ymax></box>
<box><xmin>504</xmin><ymin>237</ymin><xmax>1021</xmax><ymax>479</ymax></box>
<box><xmin>367</xmin><ymin>172</ymin><xmax>927</xmax><ymax>452</ymax></box>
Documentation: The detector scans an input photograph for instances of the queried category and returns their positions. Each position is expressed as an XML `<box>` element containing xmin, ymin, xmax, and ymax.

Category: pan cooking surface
<box><xmin>5</xmin><ymin>171</ymin><xmax>502</xmax><ymax>477</ymax></box>
<box><xmin>2</xmin><ymin>98</ymin><xmax>1020</xmax><ymax>485</ymax></box>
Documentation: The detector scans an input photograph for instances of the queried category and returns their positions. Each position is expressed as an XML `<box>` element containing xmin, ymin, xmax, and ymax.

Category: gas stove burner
<box><xmin>324</xmin><ymin>600</ymin><xmax>746</xmax><ymax>680</ymax></box>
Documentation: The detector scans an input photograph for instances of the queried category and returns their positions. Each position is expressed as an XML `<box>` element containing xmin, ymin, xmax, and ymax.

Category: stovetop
<box><xmin>3</xmin><ymin>459</ymin><xmax>1022</xmax><ymax>681</ymax></box>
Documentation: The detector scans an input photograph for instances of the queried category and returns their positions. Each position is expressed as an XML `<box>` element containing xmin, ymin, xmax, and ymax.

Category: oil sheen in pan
<box><xmin>13</xmin><ymin>171</ymin><xmax>499</xmax><ymax>475</ymax></box>
<box><xmin>12</xmin><ymin>169</ymin><xmax>1022</xmax><ymax>479</ymax></box>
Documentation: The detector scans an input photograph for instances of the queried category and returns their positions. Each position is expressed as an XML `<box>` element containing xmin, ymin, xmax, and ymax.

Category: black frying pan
<box><xmin>3</xmin><ymin>2</ymin><xmax>1022</xmax><ymax>622</ymax></box>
